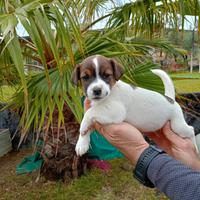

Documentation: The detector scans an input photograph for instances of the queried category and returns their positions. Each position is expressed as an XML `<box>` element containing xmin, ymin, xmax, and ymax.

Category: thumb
<box><xmin>84</xmin><ymin>98</ymin><xmax>91</xmax><ymax>112</ymax></box>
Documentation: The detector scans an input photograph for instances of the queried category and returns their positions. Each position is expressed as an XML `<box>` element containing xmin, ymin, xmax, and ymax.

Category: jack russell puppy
<box><xmin>72</xmin><ymin>55</ymin><xmax>198</xmax><ymax>156</ymax></box>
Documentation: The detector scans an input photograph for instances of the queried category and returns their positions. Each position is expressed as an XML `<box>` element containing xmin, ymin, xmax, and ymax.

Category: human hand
<box><xmin>146</xmin><ymin>123</ymin><xmax>200</xmax><ymax>171</ymax></box>
<box><xmin>93</xmin><ymin>122</ymin><xmax>149</xmax><ymax>165</ymax></box>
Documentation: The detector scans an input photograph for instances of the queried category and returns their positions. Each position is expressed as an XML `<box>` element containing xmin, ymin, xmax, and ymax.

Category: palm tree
<box><xmin>0</xmin><ymin>0</ymin><xmax>198</xmax><ymax>180</ymax></box>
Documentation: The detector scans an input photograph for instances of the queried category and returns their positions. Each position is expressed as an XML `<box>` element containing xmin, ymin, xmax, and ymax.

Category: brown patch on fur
<box><xmin>98</xmin><ymin>63</ymin><xmax>116</xmax><ymax>88</ymax></box>
<box><xmin>71</xmin><ymin>64</ymin><xmax>80</xmax><ymax>85</ymax></box>
<box><xmin>71</xmin><ymin>55</ymin><xmax>124</xmax><ymax>91</ymax></box>
<box><xmin>80</xmin><ymin>67</ymin><xmax>94</xmax><ymax>78</ymax></box>
<box><xmin>110</xmin><ymin>58</ymin><xmax>124</xmax><ymax>80</ymax></box>
<box><xmin>79</xmin><ymin>65</ymin><xmax>96</xmax><ymax>94</ymax></box>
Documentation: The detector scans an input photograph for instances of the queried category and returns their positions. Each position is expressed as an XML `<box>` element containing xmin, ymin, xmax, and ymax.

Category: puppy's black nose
<box><xmin>93</xmin><ymin>87</ymin><xmax>102</xmax><ymax>96</ymax></box>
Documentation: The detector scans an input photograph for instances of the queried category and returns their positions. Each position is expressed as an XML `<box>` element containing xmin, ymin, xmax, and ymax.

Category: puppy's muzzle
<box><xmin>93</xmin><ymin>87</ymin><xmax>102</xmax><ymax>96</ymax></box>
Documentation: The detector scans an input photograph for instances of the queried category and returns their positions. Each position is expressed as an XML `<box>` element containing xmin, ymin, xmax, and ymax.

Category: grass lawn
<box><xmin>174</xmin><ymin>79</ymin><xmax>200</xmax><ymax>93</ymax></box>
<box><xmin>0</xmin><ymin>149</ymin><xmax>168</xmax><ymax>200</ymax></box>
<box><xmin>171</xmin><ymin>72</ymin><xmax>200</xmax><ymax>93</ymax></box>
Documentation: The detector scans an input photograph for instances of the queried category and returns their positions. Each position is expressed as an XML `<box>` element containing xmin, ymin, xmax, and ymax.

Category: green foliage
<box><xmin>0</xmin><ymin>85</ymin><xmax>16</xmax><ymax>102</ymax></box>
<box><xmin>108</xmin><ymin>0</ymin><xmax>200</xmax><ymax>38</ymax></box>
<box><xmin>0</xmin><ymin>0</ymin><xmax>196</xmax><ymax>140</ymax></box>
<box><xmin>166</xmin><ymin>30</ymin><xmax>199</xmax><ymax>54</ymax></box>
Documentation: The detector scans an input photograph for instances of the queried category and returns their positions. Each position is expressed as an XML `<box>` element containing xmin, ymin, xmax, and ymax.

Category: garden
<box><xmin>0</xmin><ymin>0</ymin><xmax>200</xmax><ymax>199</ymax></box>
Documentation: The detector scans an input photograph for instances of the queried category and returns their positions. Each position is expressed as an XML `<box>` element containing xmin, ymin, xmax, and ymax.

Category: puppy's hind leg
<box><xmin>170</xmin><ymin>103</ymin><xmax>199</xmax><ymax>153</ymax></box>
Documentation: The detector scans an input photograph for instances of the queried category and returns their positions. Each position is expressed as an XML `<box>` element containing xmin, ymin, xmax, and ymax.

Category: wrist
<box><xmin>133</xmin><ymin>145</ymin><xmax>165</xmax><ymax>188</ymax></box>
<box><xmin>127</xmin><ymin>143</ymin><xmax>150</xmax><ymax>165</ymax></box>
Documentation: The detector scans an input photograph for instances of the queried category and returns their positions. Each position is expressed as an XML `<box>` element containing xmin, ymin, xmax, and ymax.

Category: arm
<box><xmin>146</xmin><ymin>123</ymin><xmax>200</xmax><ymax>171</ymax></box>
<box><xmin>148</xmin><ymin>154</ymin><xmax>200</xmax><ymax>200</ymax></box>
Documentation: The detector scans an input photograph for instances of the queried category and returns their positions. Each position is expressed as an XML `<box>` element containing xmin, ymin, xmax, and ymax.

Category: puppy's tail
<box><xmin>151</xmin><ymin>69</ymin><xmax>175</xmax><ymax>101</ymax></box>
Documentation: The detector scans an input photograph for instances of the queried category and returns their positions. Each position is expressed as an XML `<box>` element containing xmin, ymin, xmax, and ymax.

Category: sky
<box><xmin>16</xmin><ymin>0</ymin><xmax>197</xmax><ymax>36</ymax></box>
<box><xmin>16</xmin><ymin>0</ymin><xmax>130</xmax><ymax>36</ymax></box>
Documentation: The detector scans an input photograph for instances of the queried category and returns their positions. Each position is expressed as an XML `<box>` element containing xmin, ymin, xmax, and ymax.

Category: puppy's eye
<box><xmin>81</xmin><ymin>74</ymin><xmax>90</xmax><ymax>81</ymax></box>
<box><xmin>102</xmin><ymin>74</ymin><xmax>111</xmax><ymax>79</ymax></box>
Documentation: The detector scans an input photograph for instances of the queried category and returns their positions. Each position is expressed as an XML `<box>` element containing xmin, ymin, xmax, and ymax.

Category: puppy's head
<box><xmin>72</xmin><ymin>55</ymin><xmax>123</xmax><ymax>101</ymax></box>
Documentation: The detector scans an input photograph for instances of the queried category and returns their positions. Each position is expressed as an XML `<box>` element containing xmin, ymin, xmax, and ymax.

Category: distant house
<box><xmin>150</xmin><ymin>49</ymin><xmax>188</xmax><ymax>72</ymax></box>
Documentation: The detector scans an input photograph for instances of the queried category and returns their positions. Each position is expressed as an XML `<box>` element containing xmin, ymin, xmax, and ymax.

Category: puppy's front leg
<box><xmin>75</xmin><ymin>131</ymin><xmax>91</xmax><ymax>156</ymax></box>
<box><xmin>80</xmin><ymin>102</ymin><xmax>126</xmax><ymax>136</ymax></box>
<box><xmin>75</xmin><ymin>108</ymin><xmax>95</xmax><ymax>156</ymax></box>
<box><xmin>76</xmin><ymin>103</ymin><xmax>126</xmax><ymax>156</ymax></box>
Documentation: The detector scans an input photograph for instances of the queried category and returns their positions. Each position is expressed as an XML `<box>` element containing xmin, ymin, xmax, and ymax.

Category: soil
<box><xmin>0</xmin><ymin>149</ymin><xmax>39</xmax><ymax>199</ymax></box>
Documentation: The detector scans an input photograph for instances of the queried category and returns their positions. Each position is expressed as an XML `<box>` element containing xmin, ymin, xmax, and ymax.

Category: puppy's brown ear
<box><xmin>110</xmin><ymin>59</ymin><xmax>124</xmax><ymax>80</ymax></box>
<box><xmin>71</xmin><ymin>64</ymin><xmax>80</xmax><ymax>85</ymax></box>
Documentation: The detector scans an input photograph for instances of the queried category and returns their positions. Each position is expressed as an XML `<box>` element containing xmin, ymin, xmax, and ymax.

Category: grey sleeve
<box><xmin>147</xmin><ymin>154</ymin><xmax>200</xmax><ymax>200</ymax></box>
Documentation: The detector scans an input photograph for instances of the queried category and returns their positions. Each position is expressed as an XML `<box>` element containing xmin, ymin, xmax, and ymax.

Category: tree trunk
<box><xmin>40</xmin><ymin>103</ymin><xmax>87</xmax><ymax>181</ymax></box>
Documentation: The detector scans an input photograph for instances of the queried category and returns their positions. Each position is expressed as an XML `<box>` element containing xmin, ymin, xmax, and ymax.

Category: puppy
<box><xmin>72</xmin><ymin>55</ymin><xmax>198</xmax><ymax>156</ymax></box>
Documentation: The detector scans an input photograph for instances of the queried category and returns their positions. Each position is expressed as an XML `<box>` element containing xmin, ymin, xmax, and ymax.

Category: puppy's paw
<box><xmin>75</xmin><ymin>135</ymin><xmax>90</xmax><ymax>156</ymax></box>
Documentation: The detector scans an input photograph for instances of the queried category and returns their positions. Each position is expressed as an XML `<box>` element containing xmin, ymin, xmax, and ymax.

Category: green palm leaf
<box><xmin>0</xmin><ymin>0</ymin><xmax>192</xmax><ymax>143</ymax></box>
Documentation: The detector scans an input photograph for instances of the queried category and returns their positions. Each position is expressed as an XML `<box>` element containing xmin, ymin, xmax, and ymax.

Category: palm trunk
<box><xmin>40</xmin><ymin>103</ymin><xmax>87</xmax><ymax>181</ymax></box>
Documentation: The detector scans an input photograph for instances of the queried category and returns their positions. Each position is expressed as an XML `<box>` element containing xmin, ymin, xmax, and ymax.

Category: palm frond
<box><xmin>107</xmin><ymin>0</ymin><xmax>200</xmax><ymax>38</ymax></box>
<box><xmin>0</xmin><ymin>0</ymin><xmax>193</xmax><ymax>142</ymax></box>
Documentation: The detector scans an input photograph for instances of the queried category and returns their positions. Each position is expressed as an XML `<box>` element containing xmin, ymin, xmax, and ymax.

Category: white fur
<box><xmin>76</xmin><ymin>67</ymin><xmax>198</xmax><ymax>156</ymax></box>
<box><xmin>151</xmin><ymin>69</ymin><xmax>175</xmax><ymax>101</ymax></box>
<box><xmin>93</xmin><ymin>57</ymin><xmax>99</xmax><ymax>76</ymax></box>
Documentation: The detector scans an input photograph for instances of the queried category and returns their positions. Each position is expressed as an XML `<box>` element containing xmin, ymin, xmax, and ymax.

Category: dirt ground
<box><xmin>0</xmin><ymin>149</ymin><xmax>41</xmax><ymax>199</ymax></box>
<box><xmin>0</xmin><ymin>149</ymin><xmax>32</xmax><ymax>179</ymax></box>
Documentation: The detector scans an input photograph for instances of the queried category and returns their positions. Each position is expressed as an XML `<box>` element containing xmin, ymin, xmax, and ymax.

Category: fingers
<box><xmin>145</xmin><ymin>129</ymin><xmax>172</xmax><ymax>152</ymax></box>
<box><xmin>162</xmin><ymin>122</ymin><xmax>172</xmax><ymax>135</ymax></box>
<box><xmin>84</xmin><ymin>98</ymin><xmax>91</xmax><ymax>112</ymax></box>
<box><xmin>92</xmin><ymin>122</ymin><xmax>122</xmax><ymax>138</ymax></box>
<box><xmin>162</xmin><ymin>121</ymin><xmax>183</xmax><ymax>142</ymax></box>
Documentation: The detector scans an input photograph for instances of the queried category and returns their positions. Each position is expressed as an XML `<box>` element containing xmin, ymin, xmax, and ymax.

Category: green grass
<box><xmin>171</xmin><ymin>72</ymin><xmax>200</xmax><ymax>93</ymax></box>
<box><xmin>0</xmin><ymin>150</ymin><xmax>168</xmax><ymax>200</ymax></box>
<box><xmin>170</xmin><ymin>72</ymin><xmax>200</xmax><ymax>79</ymax></box>
<box><xmin>174</xmin><ymin>79</ymin><xmax>200</xmax><ymax>93</ymax></box>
